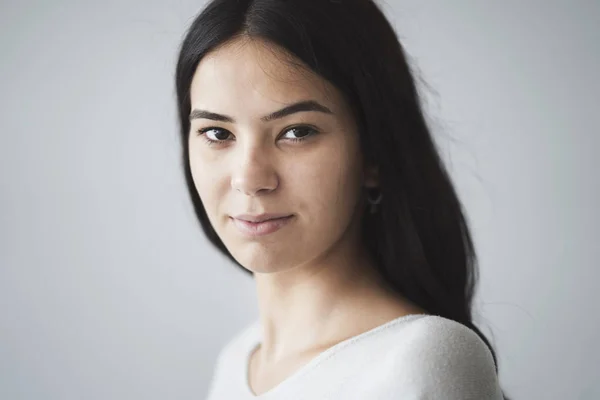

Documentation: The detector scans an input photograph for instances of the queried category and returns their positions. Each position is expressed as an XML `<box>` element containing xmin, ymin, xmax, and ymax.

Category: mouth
<box><xmin>233</xmin><ymin>213</ymin><xmax>294</xmax><ymax>223</ymax></box>
<box><xmin>230</xmin><ymin>215</ymin><xmax>294</xmax><ymax>237</ymax></box>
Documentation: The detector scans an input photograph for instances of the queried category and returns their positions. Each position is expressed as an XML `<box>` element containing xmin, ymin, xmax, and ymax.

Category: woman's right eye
<box><xmin>197</xmin><ymin>127</ymin><xmax>232</xmax><ymax>145</ymax></box>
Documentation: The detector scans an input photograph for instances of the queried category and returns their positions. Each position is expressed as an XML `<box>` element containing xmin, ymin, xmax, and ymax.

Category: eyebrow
<box><xmin>188</xmin><ymin>100</ymin><xmax>333</xmax><ymax>123</ymax></box>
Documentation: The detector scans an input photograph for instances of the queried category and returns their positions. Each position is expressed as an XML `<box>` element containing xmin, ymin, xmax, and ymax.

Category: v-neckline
<box><xmin>242</xmin><ymin>313</ymin><xmax>429</xmax><ymax>398</ymax></box>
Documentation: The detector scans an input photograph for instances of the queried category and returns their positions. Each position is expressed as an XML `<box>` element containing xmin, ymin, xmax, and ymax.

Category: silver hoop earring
<box><xmin>366</xmin><ymin>188</ymin><xmax>382</xmax><ymax>214</ymax></box>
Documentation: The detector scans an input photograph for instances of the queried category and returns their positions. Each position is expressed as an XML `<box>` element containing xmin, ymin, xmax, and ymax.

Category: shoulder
<box><xmin>401</xmin><ymin>314</ymin><xmax>496</xmax><ymax>357</ymax></box>
<box><xmin>382</xmin><ymin>315</ymin><xmax>504</xmax><ymax>400</ymax></box>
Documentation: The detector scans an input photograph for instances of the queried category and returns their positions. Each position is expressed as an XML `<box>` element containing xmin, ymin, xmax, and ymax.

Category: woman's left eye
<box><xmin>281</xmin><ymin>126</ymin><xmax>318</xmax><ymax>142</ymax></box>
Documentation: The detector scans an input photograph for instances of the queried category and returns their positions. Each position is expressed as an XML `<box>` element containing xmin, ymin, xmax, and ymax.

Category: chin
<box><xmin>230</xmin><ymin>245</ymin><xmax>299</xmax><ymax>274</ymax></box>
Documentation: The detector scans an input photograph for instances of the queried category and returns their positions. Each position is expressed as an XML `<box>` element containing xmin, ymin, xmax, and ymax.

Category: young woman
<box><xmin>175</xmin><ymin>0</ymin><xmax>510</xmax><ymax>398</ymax></box>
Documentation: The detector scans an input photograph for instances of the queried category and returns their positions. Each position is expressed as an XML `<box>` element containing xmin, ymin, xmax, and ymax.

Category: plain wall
<box><xmin>1</xmin><ymin>1</ymin><xmax>598</xmax><ymax>398</ymax></box>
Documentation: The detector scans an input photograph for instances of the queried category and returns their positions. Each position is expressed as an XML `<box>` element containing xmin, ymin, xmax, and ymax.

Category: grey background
<box><xmin>1</xmin><ymin>1</ymin><xmax>598</xmax><ymax>399</ymax></box>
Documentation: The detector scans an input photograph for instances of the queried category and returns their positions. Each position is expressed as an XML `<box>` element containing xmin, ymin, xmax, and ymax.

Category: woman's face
<box><xmin>188</xmin><ymin>38</ymin><xmax>372</xmax><ymax>273</ymax></box>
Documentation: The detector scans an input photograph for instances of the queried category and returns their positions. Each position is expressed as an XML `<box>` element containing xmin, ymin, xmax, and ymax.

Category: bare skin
<box><xmin>187</xmin><ymin>36</ymin><xmax>428</xmax><ymax>396</ymax></box>
<box><xmin>248</xmin><ymin>288</ymin><xmax>427</xmax><ymax>395</ymax></box>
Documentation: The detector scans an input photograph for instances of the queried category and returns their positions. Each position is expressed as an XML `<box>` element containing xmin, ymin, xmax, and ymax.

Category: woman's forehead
<box><xmin>189</xmin><ymin>38</ymin><xmax>344</xmax><ymax>114</ymax></box>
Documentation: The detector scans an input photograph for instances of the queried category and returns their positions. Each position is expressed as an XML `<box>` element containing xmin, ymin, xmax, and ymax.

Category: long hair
<box><xmin>175</xmin><ymin>1</ymin><xmax>509</xmax><ymax>398</ymax></box>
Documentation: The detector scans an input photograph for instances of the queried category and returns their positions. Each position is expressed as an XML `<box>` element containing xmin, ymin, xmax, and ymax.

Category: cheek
<box><xmin>188</xmin><ymin>148</ymin><xmax>222</xmax><ymax>209</ymax></box>
<box><xmin>298</xmin><ymin>140</ymin><xmax>363</xmax><ymax>219</ymax></box>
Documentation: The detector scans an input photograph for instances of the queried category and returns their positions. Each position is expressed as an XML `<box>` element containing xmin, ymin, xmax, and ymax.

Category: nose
<box><xmin>230</xmin><ymin>143</ymin><xmax>279</xmax><ymax>197</ymax></box>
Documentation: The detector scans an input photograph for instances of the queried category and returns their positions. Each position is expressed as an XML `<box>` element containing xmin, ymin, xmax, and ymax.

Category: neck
<box><xmin>252</xmin><ymin>235</ymin><xmax>388</xmax><ymax>364</ymax></box>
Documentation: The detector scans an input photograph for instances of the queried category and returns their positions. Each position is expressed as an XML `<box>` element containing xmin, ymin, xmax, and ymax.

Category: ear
<box><xmin>363</xmin><ymin>164</ymin><xmax>379</xmax><ymax>188</ymax></box>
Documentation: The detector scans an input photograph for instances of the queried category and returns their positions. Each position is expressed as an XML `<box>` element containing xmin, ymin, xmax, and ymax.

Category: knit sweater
<box><xmin>205</xmin><ymin>313</ymin><xmax>504</xmax><ymax>399</ymax></box>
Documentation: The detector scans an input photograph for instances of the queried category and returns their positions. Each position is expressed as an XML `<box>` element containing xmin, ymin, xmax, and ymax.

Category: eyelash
<box><xmin>195</xmin><ymin>125</ymin><xmax>319</xmax><ymax>147</ymax></box>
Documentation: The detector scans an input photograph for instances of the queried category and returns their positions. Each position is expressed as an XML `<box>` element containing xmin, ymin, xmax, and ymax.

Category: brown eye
<box><xmin>281</xmin><ymin>126</ymin><xmax>319</xmax><ymax>142</ymax></box>
<box><xmin>196</xmin><ymin>127</ymin><xmax>233</xmax><ymax>146</ymax></box>
<box><xmin>201</xmin><ymin>128</ymin><xmax>231</xmax><ymax>141</ymax></box>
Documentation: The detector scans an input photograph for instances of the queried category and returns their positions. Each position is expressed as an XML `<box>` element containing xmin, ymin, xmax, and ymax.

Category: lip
<box><xmin>230</xmin><ymin>214</ymin><xmax>294</xmax><ymax>237</ymax></box>
<box><xmin>233</xmin><ymin>213</ymin><xmax>293</xmax><ymax>223</ymax></box>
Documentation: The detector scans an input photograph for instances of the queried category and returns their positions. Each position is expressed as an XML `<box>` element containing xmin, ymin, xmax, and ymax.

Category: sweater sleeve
<box><xmin>379</xmin><ymin>317</ymin><xmax>505</xmax><ymax>400</ymax></box>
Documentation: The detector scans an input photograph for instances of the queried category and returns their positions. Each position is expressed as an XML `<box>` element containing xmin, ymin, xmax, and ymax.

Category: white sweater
<box><xmin>205</xmin><ymin>314</ymin><xmax>505</xmax><ymax>399</ymax></box>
